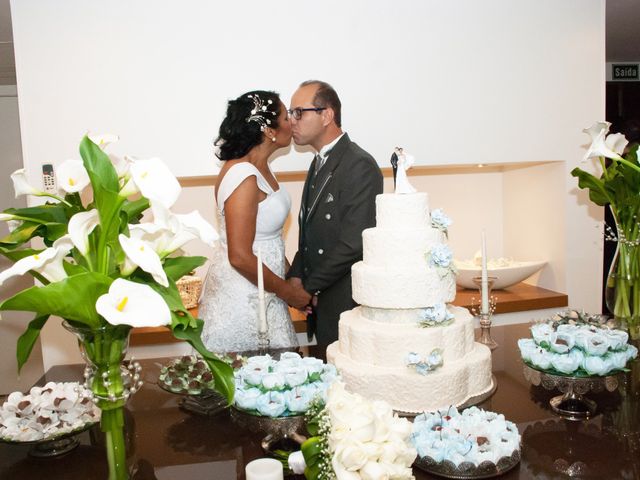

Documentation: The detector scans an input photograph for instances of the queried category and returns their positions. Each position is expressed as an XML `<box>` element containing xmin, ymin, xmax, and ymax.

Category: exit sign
<box><xmin>612</xmin><ymin>64</ymin><xmax>639</xmax><ymax>81</ymax></box>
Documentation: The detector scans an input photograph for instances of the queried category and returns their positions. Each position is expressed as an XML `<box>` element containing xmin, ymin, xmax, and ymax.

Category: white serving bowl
<box><xmin>454</xmin><ymin>260</ymin><xmax>546</xmax><ymax>290</ymax></box>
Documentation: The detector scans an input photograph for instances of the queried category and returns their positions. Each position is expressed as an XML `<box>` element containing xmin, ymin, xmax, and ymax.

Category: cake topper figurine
<box><xmin>391</xmin><ymin>147</ymin><xmax>417</xmax><ymax>194</ymax></box>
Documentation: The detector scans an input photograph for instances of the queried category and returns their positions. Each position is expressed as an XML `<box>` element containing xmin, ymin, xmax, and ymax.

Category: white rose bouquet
<box><xmin>286</xmin><ymin>381</ymin><xmax>417</xmax><ymax>480</ymax></box>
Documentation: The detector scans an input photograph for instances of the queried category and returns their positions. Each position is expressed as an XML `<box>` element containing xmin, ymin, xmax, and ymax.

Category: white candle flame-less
<box><xmin>257</xmin><ymin>247</ymin><xmax>267</xmax><ymax>334</ymax></box>
<box><xmin>481</xmin><ymin>231</ymin><xmax>489</xmax><ymax>314</ymax></box>
<box><xmin>245</xmin><ymin>457</ymin><xmax>284</xmax><ymax>480</ymax></box>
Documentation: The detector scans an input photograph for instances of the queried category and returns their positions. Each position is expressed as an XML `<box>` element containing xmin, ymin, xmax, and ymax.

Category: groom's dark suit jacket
<box><xmin>288</xmin><ymin>134</ymin><xmax>383</xmax><ymax>348</ymax></box>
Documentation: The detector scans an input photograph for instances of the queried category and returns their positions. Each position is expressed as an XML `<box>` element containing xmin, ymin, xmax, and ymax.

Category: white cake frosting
<box><xmin>327</xmin><ymin>192</ymin><xmax>494</xmax><ymax>413</ymax></box>
<box><xmin>352</xmin><ymin>193</ymin><xmax>456</xmax><ymax>308</ymax></box>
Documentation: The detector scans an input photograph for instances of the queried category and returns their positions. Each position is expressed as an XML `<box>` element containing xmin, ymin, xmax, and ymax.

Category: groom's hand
<box><xmin>286</xmin><ymin>277</ymin><xmax>312</xmax><ymax>310</ymax></box>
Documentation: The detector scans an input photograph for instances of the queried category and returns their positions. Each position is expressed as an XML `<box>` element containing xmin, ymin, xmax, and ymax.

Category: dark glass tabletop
<box><xmin>0</xmin><ymin>323</ymin><xmax>638</xmax><ymax>479</ymax></box>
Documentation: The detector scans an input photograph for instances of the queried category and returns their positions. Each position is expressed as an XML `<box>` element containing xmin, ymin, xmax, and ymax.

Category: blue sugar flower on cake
<box><xmin>406</xmin><ymin>349</ymin><xmax>444</xmax><ymax>375</ymax></box>
<box><xmin>426</xmin><ymin>244</ymin><xmax>457</xmax><ymax>278</ymax></box>
<box><xmin>233</xmin><ymin>353</ymin><xmax>337</xmax><ymax>417</ymax></box>
<box><xmin>418</xmin><ymin>302</ymin><xmax>455</xmax><ymax>327</ymax></box>
<box><xmin>519</xmin><ymin>317</ymin><xmax>638</xmax><ymax>376</ymax></box>
<box><xmin>431</xmin><ymin>208</ymin><xmax>452</xmax><ymax>234</ymax></box>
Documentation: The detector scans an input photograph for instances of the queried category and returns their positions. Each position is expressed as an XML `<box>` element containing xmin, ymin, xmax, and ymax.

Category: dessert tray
<box><xmin>0</xmin><ymin>381</ymin><xmax>100</xmax><ymax>457</ymax></box>
<box><xmin>231</xmin><ymin>352</ymin><xmax>337</xmax><ymax>436</ymax></box>
<box><xmin>157</xmin><ymin>355</ymin><xmax>216</xmax><ymax>395</ymax></box>
<box><xmin>411</xmin><ymin>406</ymin><xmax>521</xmax><ymax>479</ymax></box>
<box><xmin>518</xmin><ymin>316</ymin><xmax>637</xmax><ymax>420</ymax></box>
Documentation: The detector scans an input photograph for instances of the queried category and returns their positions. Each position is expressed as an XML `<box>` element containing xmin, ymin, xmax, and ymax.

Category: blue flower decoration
<box><xmin>431</xmin><ymin>209</ymin><xmax>452</xmax><ymax>232</ymax></box>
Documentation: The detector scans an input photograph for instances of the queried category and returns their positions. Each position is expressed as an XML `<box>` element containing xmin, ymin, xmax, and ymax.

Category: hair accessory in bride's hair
<box><xmin>246</xmin><ymin>94</ymin><xmax>277</xmax><ymax>131</ymax></box>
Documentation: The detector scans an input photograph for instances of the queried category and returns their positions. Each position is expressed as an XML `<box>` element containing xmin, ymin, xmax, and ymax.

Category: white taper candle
<box><xmin>481</xmin><ymin>230</ymin><xmax>489</xmax><ymax>314</ymax></box>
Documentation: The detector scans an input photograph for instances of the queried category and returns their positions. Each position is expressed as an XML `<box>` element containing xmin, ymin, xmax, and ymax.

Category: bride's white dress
<box><xmin>199</xmin><ymin>162</ymin><xmax>298</xmax><ymax>353</ymax></box>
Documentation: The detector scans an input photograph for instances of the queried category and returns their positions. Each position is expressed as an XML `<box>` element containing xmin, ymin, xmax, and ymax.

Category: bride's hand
<box><xmin>286</xmin><ymin>278</ymin><xmax>312</xmax><ymax>310</ymax></box>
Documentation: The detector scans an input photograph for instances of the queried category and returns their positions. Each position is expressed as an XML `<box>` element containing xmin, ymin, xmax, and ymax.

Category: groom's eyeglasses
<box><xmin>287</xmin><ymin>107</ymin><xmax>327</xmax><ymax>120</ymax></box>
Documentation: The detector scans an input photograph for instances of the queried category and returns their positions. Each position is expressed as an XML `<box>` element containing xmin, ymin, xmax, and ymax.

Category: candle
<box><xmin>481</xmin><ymin>231</ymin><xmax>489</xmax><ymax>314</ymax></box>
<box><xmin>245</xmin><ymin>457</ymin><xmax>284</xmax><ymax>480</ymax></box>
<box><xmin>257</xmin><ymin>247</ymin><xmax>267</xmax><ymax>334</ymax></box>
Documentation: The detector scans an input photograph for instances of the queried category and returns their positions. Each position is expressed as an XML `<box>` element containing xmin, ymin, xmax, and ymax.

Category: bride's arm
<box><xmin>224</xmin><ymin>177</ymin><xmax>311</xmax><ymax>309</ymax></box>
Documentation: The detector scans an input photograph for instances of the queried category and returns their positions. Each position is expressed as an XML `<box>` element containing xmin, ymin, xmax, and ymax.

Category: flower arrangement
<box><xmin>426</xmin><ymin>244</ymin><xmax>457</xmax><ymax>279</ymax></box>
<box><xmin>289</xmin><ymin>381</ymin><xmax>417</xmax><ymax>479</ymax></box>
<box><xmin>411</xmin><ymin>406</ymin><xmax>520</xmax><ymax>468</ymax></box>
<box><xmin>571</xmin><ymin>121</ymin><xmax>640</xmax><ymax>338</ymax></box>
<box><xmin>518</xmin><ymin>320</ymin><xmax>638</xmax><ymax>376</ymax></box>
<box><xmin>0</xmin><ymin>134</ymin><xmax>234</xmax><ymax>479</ymax></box>
<box><xmin>418</xmin><ymin>302</ymin><xmax>454</xmax><ymax>327</ymax></box>
<box><xmin>233</xmin><ymin>352</ymin><xmax>337</xmax><ymax>417</ymax></box>
<box><xmin>405</xmin><ymin>349</ymin><xmax>444</xmax><ymax>375</ymax></box>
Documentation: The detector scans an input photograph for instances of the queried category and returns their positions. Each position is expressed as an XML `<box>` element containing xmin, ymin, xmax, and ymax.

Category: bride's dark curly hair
<box><xmin>215</xmin><ymin>90</ymin><xmax>282</xmax><ymax>161</ymax></box>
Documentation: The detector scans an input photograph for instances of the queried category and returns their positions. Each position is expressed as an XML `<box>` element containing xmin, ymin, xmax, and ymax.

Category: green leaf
<box><xmin>0</xmin><ymin>222</ymin><xmax>40</xmax><ymax>246</ymax></box>
<box><xmin>163</xmin><ymin>256</ymin><xmax>207</xmax><ymax>282</ymax></box>
<box><xmin>3</xmin><ymin>204</ymin><xmax>69</xmax><ymax>224</ymax></box>
<box><xmin>301</xmin><ymin>436</ymin><xmax>322</xmax><ymax>464</ymax></box>
<box><xmin>171</xmin><ymin>318</ymin><xmax>235</xmax><ymax>404</ymax></box>
<box><xmin>571</xmin><ymin>167</ymin><xmax>611</xmax><ymax>206</ymax></box>
<box><xmin>0</xmin><ymin>246</ymin><xmax>41</xmax><ymax>262</ymax></box>
<box><xmin>121</xmin><ymin>197</ymin><xmax>149</xmax><ymax>222</ymax></box>
<box><xmin>0</xmin><ymin>272</ymin><xmax>113</xmax><ymax>327</ymax></box>
<box><xmin>16</xmin><ymin>314</ymin><xmax>49</xmax><ymax>372</ymax></box>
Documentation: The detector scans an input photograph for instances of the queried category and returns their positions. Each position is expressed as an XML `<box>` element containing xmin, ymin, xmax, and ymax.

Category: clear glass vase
<box><xmin>605</xmin><ymin>237</ymin><xmax>640</xmax><ymax>341</ymax></box>
<box><xmin>63</xmin><ymin>321</ymin><xmax>133</xmax><ymax>480</ymax></box>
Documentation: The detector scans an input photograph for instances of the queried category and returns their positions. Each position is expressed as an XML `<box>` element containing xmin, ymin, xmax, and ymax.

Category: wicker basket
<box><xmin>176</xmin><ymin>275</ymin><xmax>203</xmax><ymax>309</ymax></box>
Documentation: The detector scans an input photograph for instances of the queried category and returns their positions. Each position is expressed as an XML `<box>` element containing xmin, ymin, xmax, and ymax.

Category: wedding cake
<box><xmin>326</xmin><ymin>192</ymin><xmax>493</xmax><ymax>413</ymax></box>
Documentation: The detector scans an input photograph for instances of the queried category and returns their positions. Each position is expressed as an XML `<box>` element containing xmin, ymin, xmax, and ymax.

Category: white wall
<box><xmin>10</xmin><ymin>0</ymin><xmax>604</xmax><ymax>175</ymax></box>
<box><xmin>0</xmin><ymin>85</ymin><xmax>44</xmax><ymax>393</ymax></box>
<box><xmin>7</xmin><ymin>0</ymin><xmax>606</xmax><ymax>368</ymax></box>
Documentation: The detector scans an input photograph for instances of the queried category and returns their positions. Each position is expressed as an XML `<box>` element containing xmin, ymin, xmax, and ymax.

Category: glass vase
<box><xmin>605</xmin><ymin>220</ymin><xmax>640</xmax><ymax>341</ymax></box>
<box><xmin>63</xmin><ymin>321</ymin><xmax>134</xmax><ymax>480</ymax></box>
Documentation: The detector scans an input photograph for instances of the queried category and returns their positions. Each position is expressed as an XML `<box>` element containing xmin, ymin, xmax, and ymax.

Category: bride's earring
<box><xmin>271</xmin><ymin>137</ymin><xmax>276</xmax><ymax>143</ymax></box>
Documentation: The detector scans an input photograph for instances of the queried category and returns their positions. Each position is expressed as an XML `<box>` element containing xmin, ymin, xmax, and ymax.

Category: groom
<box><xmin>286</xmin><ymin>80</ymin><xmax>383</xmax><ymax>349</ymax></box>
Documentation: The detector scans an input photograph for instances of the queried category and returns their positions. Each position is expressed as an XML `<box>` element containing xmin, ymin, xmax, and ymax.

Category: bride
<box><xmin>200</xmin><ymin>90</ymin><xmax>311</xmax><ymax>353</ymax></box>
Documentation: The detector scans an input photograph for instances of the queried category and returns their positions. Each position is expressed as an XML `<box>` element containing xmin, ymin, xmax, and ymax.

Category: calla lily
<box><xmin>95</xmin><ymin>278</ymin><xmax>170</xmax><ymax>327</ymax></box>
<box><xmin>10</xmin><ymin>169</ymin><xmax>43</xmax><ymax>197</ymax></box>
<box><xmin>0</xmin><ymin>235</ymin><xmax>72</xmax><ymax>285</ymax></box>
<box><xmin>582</xmin><ymin>121</ymin><xmax>626</xmax><ymax>162</ymax></box>
<box><xmin>118</xmin><ymin>234</ymin><xmax>168</xmax><ymax>287</ymax></box>
<box><xmin>127</xmin><ymin>157</ymin><xmax>181</xmax><ymax>208</ymax></box>
<box><xmin>111</xmin><ymin>154</ymin><xmax>133</xmax><ymax>179</ymax></box>
<box><xmin>68</xmin><ymin>210</ymin><xmax>100</xmax><ymax>255</ymax></box>
<box><xmin>56</xmin><ymin>159</ymin><xmax>91</xmax><ymax>193</ymax></box>
<box><xmin>175</xmin><ymin>211</ymin><xmax>219</xmax><ymax>246</ymax></box>
<box><xmin>88</xmin><ymin>133</ymin><xmax>119</xmax><ymax>150</ymax></box>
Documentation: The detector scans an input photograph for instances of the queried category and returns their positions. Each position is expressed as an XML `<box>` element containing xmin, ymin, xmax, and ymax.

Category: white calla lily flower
<box><xmin>149</xmin><ymin>203</ymin><xmax>219</xmax><ymax>254</ymax></box>
<box><xmin>95</xmin><ymin>278</ymin><xmax>170</xmax><ymax>328</ymax></box>
<box><xmin>118</xmin><ymin>234</ymin><xmax>168</xmax><ymax>287</ymax></box>
<box><xmin>88</xmin><ymin>133</ymin><xmax>119</xmax><ymax>150</ymax></box>
<box><xmin>175</xmin><ymin>211</ymin><xmax>219</xmax><ymax>246</ymax></box>
<box><xmin>582</xmin><ymin>122</ymin><xmax>625</xmax><ymax>162</ymax></box>
<box><xmin>605</xmin><ymin>132</ymin><xmax>629</xmax><ymax>156</ymax></box>
<box><xmin>111</xmin><ymin>154</ymin><xmax>133</xmax><ymax>179</ymax></box>
<box><xmin>68</xmin><ymin>210</ymin><xmax>100</xmax><ymax>255</ymax></box>
<box><xmin>128</xmin><ymin>158</ymin><xmax>181</xmax><ymax>208</ymax></box>
<box><xmin>10</xmin><ymin>169</ymin><xmax>43</xmax><ymax>197</ymax></box>
<box><xmin>0</xmin><ymin>236</ymin><xmax>73</xmax><ymax>286</ymax></box>
<box><xmin>56</xmin><ymin>159</ymin><xmax>91</xmax><ymax>194</ymax></box>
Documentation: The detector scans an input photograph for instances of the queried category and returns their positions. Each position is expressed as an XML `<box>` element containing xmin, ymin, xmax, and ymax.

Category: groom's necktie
<box><xmin>314</xmin><ymin>154</ymin><xmax>324</xmax><ymax>174</ymax></box>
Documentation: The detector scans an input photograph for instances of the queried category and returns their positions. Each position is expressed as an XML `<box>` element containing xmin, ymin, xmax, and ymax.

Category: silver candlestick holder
<box><xmin>249</xmin><ymin>292</ymin><xmax>274</xmax><ymax>355</ymax></box>
<box><xmin>471</xmin><ymin>276</ymin><xmax>499</xmax><ymax>350</ymax></box>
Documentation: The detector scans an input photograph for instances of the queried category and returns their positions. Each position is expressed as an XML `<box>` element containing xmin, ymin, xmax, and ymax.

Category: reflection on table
<box><xmin>0</xmin><ymin>323</ymin><xmax>638</xmax><ymax>480</ymax></box>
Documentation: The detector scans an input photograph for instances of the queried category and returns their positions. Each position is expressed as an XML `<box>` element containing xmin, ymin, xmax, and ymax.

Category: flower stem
<box><xmin>101</xmin><ymin>407</ymin><xmax>128</xmax><ymax>480</ymax></box>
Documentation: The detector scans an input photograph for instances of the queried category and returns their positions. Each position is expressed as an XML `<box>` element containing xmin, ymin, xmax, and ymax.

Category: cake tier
<box><xmin>352</xmin><ymin>261</ymin><xmax>456</xmax><ymax>308</ymax></box>
<box><xmin>338</xmin><ymin>306</ymin><xmax>475</xmax><ymax>363</ymax></box>
<box><xmin>327</xmin><ymin>341</ymin><xmax>493</xmax><ymax>413</ymax></box>
<box><xmin>362</xmin><ymin>227</ymin><xmax>445</xmax><ymax>268</ymax></box>
<box><xmin>376</xmin><ymin>193</ymin><xmax>430</xmax><ymax>230</ymax></box>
